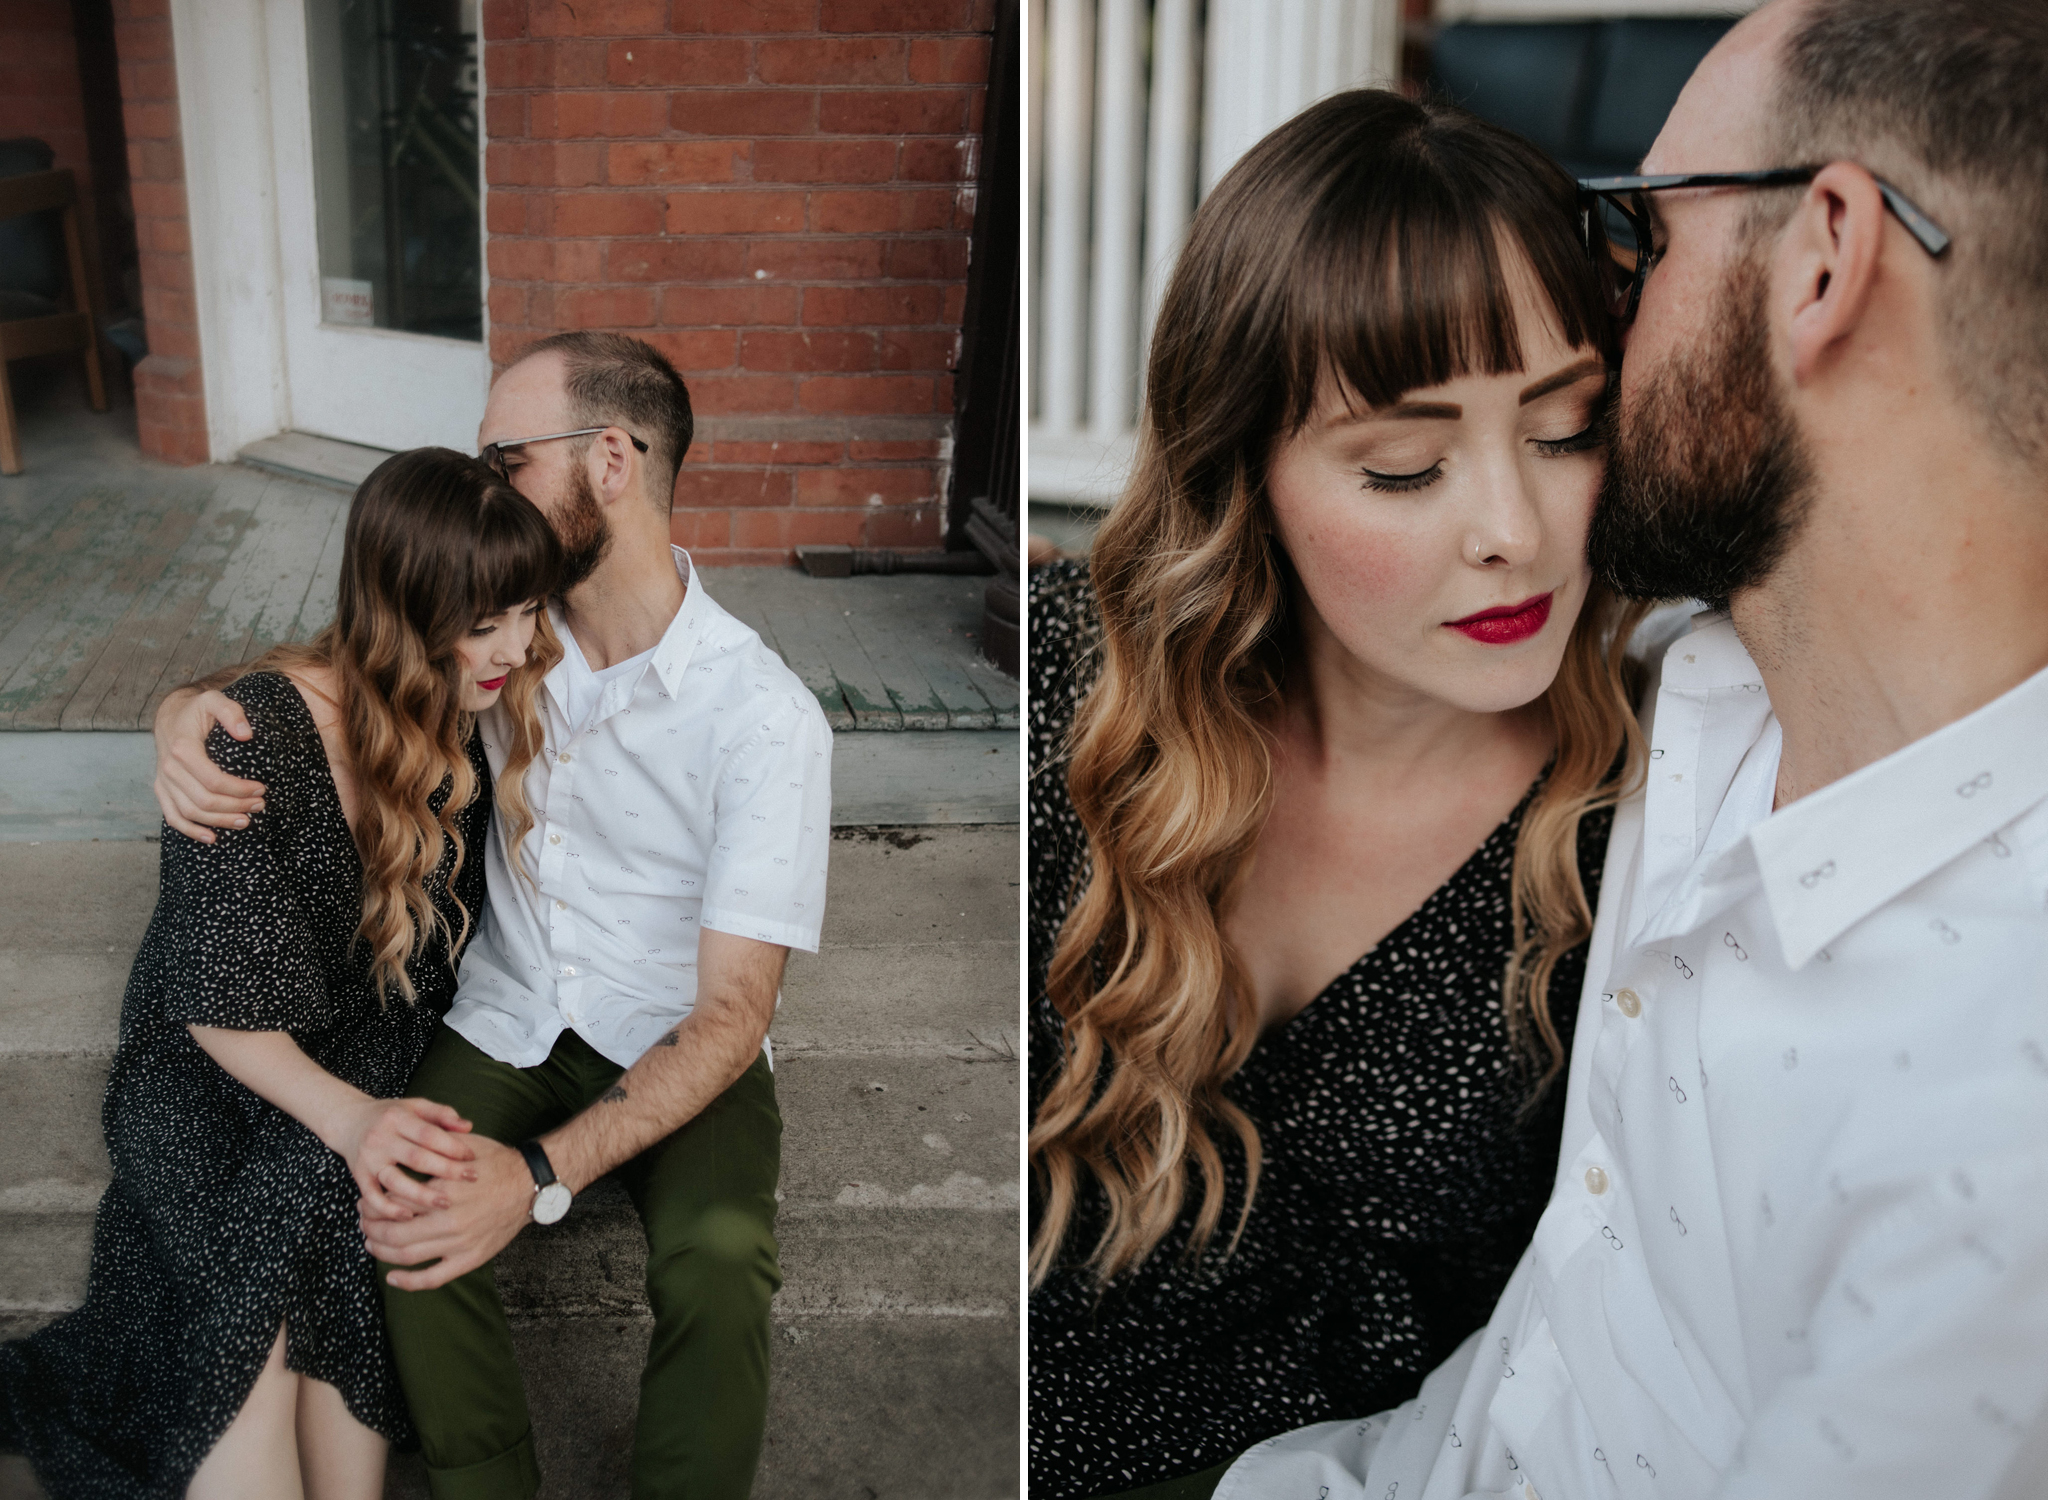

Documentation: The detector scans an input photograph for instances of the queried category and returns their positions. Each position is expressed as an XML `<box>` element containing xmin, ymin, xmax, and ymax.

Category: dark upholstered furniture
<box><xmin>0</xmin><ymin>137</ymin><xmax>109</xmax><ymax>474</ymax></box>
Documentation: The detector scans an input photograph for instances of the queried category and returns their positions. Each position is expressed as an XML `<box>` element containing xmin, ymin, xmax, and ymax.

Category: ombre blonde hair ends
<box><xmin>251</xmin><ymin>448</ymin><xmax>564</xmax><ymax>1005</ymax></box>
<box><xmin>1030</xmin><ymin>91</ymin><xmax>1648</xmax><ymax>1289</ymax></box>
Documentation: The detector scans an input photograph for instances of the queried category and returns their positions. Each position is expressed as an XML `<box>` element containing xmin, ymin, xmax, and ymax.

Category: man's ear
<box><xmin>590</xmin><ymin>428</ymin><xmax>638</xmax><ymax>505</ymax></box>
<box><xmin>1784</xmin><ymin>162</ymin><xmax>1887</xmax><ymax>385</ymax></box>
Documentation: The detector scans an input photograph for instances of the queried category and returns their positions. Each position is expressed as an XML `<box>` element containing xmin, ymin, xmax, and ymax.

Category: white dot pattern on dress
<box><xmin>0</xmin><ymin>672</ymin><xmax>490</xmax><ymax>1490</ymax></box>
<box><xmin>1025</xmin><ymin>564</ymin><xmax>1606</xmax><ymax>1498</ymax></box>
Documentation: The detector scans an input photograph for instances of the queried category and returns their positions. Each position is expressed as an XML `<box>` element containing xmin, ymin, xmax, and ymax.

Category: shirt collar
<box><xmin>545</xmin><ymin>547</ymin><xmax>708</xmax><ymax>713</ymax></box>
<box><xmin>1633</xmin><ymin>612</ymin><xmax>1778</xmax><ymax>944</ymax></box>
<box><xmin>1750</xmin><ymin>656</ymin><xmax>2048</xmax><ymax>970</ymax></box>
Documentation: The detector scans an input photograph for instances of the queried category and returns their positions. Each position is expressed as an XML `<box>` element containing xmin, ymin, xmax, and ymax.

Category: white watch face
<box><xmin>532</xmin><ymin>1182</ymin><xmax>572</xmax><ymax>1225</ymax></box>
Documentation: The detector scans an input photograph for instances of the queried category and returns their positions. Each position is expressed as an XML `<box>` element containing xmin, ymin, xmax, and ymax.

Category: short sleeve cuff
<box><xmin>701</xmin><ymin>905</ymin><xmax>821</xmax><ymax>954</ymax></box>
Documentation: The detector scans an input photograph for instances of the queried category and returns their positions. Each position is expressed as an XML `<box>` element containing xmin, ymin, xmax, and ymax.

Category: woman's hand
<box><xmin>331</xmin><ymin>1096</ymin><xmax>479</xmax><ymax>1219</ymax></box>
<box><xmin>187</xmin><ymin>1027</ymin><xmax>483</xmax><ymax>1221</ymax></box>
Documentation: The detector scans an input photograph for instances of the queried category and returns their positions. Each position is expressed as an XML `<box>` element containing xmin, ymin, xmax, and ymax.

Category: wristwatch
<box><xmin>517</xmin><ymin>1140</ymin><xmax>573</xmax><ymax>1225</ymax></box>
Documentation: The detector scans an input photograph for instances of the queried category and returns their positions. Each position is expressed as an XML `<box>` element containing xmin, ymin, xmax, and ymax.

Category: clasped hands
<box><xmin>341</xmin><ymin>1096</ymin><xmax>540</xmax><ymax>1292</ymax></box>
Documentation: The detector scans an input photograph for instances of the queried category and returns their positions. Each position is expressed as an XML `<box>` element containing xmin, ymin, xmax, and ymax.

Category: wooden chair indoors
<box><xmin>0</xmin><ymin>157</ymin><xmax>109</xmax><ymax>475</ymax></box>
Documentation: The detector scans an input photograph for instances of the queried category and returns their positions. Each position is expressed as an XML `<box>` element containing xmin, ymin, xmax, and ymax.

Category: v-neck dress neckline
<box><xmin>1026</xmin><ymin>563</ymin><xmax>1612</xmax><ymax>1500</ymax></box>
<box><xmin>1251</xmin><ymin>771</ymin><xmax>1548</xmax><ymax>1049</ymax></box>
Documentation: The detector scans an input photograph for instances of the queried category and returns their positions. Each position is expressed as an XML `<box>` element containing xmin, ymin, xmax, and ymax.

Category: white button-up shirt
<box><xmin>1221</xmin><ymin>614</ymin><xmax>2048</xmax><ymax>1500</ymax></box>
<box><xmin>445</xmin><ymin>549</ymin><xmax>833</xmax><ymax>1070</ymax></box>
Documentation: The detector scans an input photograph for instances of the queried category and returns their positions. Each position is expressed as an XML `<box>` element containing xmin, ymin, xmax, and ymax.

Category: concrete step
<box><xmin>1</xmin><ymin>1052</ymin><xmax>1017</xmax><ymax>1317</ymax></box>
<box><xmin>0</xmin><ymin>827</ymin><xmax>1020</xmax><ymax>1498</ymax></box>
<box><xmin>238</xmin><ymin>431</ymin><xmax>391</xmax><ymax>492</ymax></box>
<box><xmin>0</xmin><ymin>1311</ymin><xmax>1017</xmax><ymax>1500</ymax></box>
<box><xmin>0</xmin><ymin>726</ymin><xmax>1020</xmax><ymax>840</ymax></box>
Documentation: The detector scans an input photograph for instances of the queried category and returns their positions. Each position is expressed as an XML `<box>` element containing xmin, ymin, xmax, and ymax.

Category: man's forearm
<box><xmin>538</xmin><ymin>992</ymin><xmax>771</xmax><ymax>1195</ymax></box>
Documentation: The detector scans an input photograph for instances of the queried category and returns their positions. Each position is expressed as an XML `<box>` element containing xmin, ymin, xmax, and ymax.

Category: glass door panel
<box><xmin>269</xmin><ymin>0</ymin><xmax>489</xmax><ymax>452</ymax></box>
<box><xmin>306</xmin><ymin>0</ymin><xmax>482</xmax><ymax>341</ymax></box>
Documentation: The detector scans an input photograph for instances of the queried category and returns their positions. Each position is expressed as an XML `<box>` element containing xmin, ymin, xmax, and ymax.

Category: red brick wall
<box><xmin>482</xmin><ymin>0</ymin><xmax>994</xmax><ymax>565</ymax></box>
<box><xmin>115</xmin><ymin>0</ymin><xmax>207</xmax><ymax>465</ymax></box>
<box><xmin>2</xmin><ymin>0</ymin><xmax>200</xmax><ymax>463</ymax></box>
<box><xmin>0</xmin><ymin>2</ymin><xmax>91</xmax><ymax>187</ymax></box>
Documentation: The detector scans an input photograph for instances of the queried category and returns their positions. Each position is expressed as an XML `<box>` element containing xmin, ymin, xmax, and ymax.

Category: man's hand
<box><xmin>333</xmin><ymin>1096</ymin><xmax>477</xmax><ymax>1220</ymax></box>
<box><xmin>361</xmin><ymin>1134</ymin><xmax>535</xmax><ymax>1291</ymax></box>
<box><xmin>153</xmin><ymin>686</ymin><xmax>264</xmax><ymax>842</ymax></box>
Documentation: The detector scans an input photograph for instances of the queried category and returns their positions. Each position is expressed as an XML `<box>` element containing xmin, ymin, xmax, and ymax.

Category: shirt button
<box><xmin>1585</xmin><ymin>1165</ymin><xmax>1609</xmax><ymax>1195</ymax></box>
<box><xmin>549</xmin><ymin>833</ymin><xmax>562</xmax><ymax>845</ymax></box>
<box><xmin>562</xmin><ymin>965</ymin><xmax>576</xmax><ymax>976</ymax></box>
<box><xmin>558</xmin><ymin>752</ymin><xmax>572</xmax><ymax>764</ymax></box>
<box><xmin>555</xmin><ymin>900</ymin><xmax>567</xmax><ymax>911</ymax></box>
<box><xmin>1616</xmin><ymin>988</ymin><xmax>1643</xmax><ymax>1018</ymax></box>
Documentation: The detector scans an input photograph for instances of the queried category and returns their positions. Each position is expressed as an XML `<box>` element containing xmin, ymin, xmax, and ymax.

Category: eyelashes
<box><xmin>1360</xmin><ymin>462</ymin><xmax>1444</xmax><ymax>494</ymax></box>
<box><xmin>1358</xmin><ymin>418</ymin><xmax>1605</xmax><ymax>493</ymax></box>
<box><xmin>1533</xmin><ymin>421</ymin><xmax>1604</xmax><ymax>458</ymax></box>
<box><xmin>469</xmin><ymin>602</ymin><xmax>547</xmax><ymax>636</ymax></box>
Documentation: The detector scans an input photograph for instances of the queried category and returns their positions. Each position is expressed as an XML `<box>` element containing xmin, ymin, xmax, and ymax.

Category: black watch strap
<box><xmin>516</xmin><ymin>1139</ymin><xmax>558</xmax><ymax>1190</ymax></box>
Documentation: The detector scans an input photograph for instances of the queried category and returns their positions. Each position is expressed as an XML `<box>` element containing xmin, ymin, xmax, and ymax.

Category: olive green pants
<box><xmin>378</xmin><ymin>1025</ymin><xmax>782</xmax><ymax>1500</ymax></box>
<box><xmin>1094</xmin><ymin>1460</ymin><xmax>1233</xmax><ymax>1500</ymax></box>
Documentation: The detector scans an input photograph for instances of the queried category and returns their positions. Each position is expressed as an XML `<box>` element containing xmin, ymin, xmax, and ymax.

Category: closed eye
<box><xmin>1361</xmin><ymin>461</ymin><xmax>1444</xmax><ymax>494</ymax></box>
<box><xmin>1533</xmin><ymin>422</ymin><xmax>1603</xmax><ymax>458</ymax></box>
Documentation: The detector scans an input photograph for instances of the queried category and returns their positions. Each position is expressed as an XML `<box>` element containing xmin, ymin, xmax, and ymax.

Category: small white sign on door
<box><xmin>321</xmin><ymin>277</ymin><xmax>375</xmax><ymax>327</ymax></box>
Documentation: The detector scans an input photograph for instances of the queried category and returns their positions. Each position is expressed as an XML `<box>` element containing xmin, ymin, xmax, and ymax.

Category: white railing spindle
<box><xmin>1031</xmin><ymin>0</ymin><xmax>1399</xmax><ymax>507</ymax></box>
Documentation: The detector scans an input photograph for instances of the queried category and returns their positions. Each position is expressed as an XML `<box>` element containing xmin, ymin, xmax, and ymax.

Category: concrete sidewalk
<box><xmin>0</xmin><ymin>826</ymin><xmax>1020</xmax><ymax>1499</ymax></box>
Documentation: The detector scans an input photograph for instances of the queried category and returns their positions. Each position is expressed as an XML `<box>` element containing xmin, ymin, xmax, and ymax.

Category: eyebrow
<box><xmin>1321</xmin><ymin>356</ymin><xmax>1608</xmax><ymax>430</ymax></box>
<box><xmin>1519</xmin><ymin>357</ymin><xmax>1608</xmax><ymax>405</ymax></box>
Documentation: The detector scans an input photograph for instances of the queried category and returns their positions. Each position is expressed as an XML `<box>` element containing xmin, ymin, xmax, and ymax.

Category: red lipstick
<box><xmin>476</xmin><ymin>675</ymin><xmax>508</xmax><ymax>691</ymax></box>
<box><xmin>1447</xmin><ymin>592</ymin><xmax>1552</xmax><ymax>645</ymax></box>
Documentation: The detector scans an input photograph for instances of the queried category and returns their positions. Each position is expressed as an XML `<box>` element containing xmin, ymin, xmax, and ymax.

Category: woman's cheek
<box><xmin>1290</xmin><ymin>516</ymin><xmax>1434</xmax><ymax>631</ymax></box>
<box><xmin>1541</xmin><ymin>455</ymin><xmax>1602</xmax><ymax>550</ymax></box>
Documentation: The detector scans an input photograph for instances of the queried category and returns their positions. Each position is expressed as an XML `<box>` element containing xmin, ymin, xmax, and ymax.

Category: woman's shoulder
<box><xmin>1028</xmin><ymin>560</ymin><xmax>1102</xmax><ymax>744</ymax></box>
<box><xmin>210</xmin><ymin>669</ymin><xmax>322</xmax><ymax>779</ymax></box>
<box><xmin>1028</xmin><ymin>557</ymin><xmax>1098</xmax><ymax>636</ymax></box>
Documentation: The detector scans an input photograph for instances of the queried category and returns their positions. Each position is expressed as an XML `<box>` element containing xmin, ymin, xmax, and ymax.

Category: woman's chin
<box><xmin>1428</xmin><ymin>635</ymin><xmax>1574</xmax><ymax>715</ymax></box>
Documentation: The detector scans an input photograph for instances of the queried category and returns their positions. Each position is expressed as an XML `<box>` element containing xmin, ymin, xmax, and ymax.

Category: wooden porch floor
<box><xmin>0</xmin><ymin>398</ymin><xmax>1016</xmax><ymax>733</ymax></box>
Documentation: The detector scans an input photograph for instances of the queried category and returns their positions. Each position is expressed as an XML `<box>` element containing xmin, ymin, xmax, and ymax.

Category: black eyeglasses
<box><xmin>1576</xmin><ymin>167</ymin><xmax>1951</xmax><ymax>323</ymax></box>
<box><xmin>480</xmin><ymin>426</ymin><xmax>649</xmax><ymax>479</ymax></box>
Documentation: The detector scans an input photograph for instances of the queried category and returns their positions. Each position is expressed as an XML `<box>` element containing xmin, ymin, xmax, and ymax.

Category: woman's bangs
<box><xmin>1290</xmin><ymin>138</ymin><xmax>1614</xmax><ymax>432</ymax></box>
<box><xmin>468</xmin><ymin>489</ymin><xmax>564</xmax><ymax>618</ymax></box>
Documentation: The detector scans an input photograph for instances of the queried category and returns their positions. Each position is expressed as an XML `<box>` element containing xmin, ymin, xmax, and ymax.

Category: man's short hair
<box><xmin>511</xmin><ymin>331</ymin><xmax>694</xmax><ymax>507</ymax></box>
<box><xmin>1765</xmin><ymin>0</ymin><xmax>2048</xmax><ymax>464</ymax></box>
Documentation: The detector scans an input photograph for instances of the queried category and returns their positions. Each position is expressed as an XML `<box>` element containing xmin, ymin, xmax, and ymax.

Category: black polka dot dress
<box><xmin>1027</xmin><ymin>563</ymin><xmax>1611</xmax><ymax>1498</ymax></box>
<box><xmin>0</xmin><ymin>672</ymin><xmax>490</xmax><ymax>1498</ymax></box>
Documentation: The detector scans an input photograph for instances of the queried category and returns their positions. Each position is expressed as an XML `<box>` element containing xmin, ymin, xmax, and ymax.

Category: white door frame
<box><xmin>168</xmin><ymin>0</ymin><xmax>492</xmax><ymax>461</ymax></box>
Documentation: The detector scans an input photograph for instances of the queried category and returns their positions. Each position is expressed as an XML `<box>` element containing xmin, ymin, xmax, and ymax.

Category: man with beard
<box><xmin>150</xmin><ymin>332</ymin><xmax>832</xmax><ymax>1498</ymax></box>
<box><xmin>1209</xmin><ymin>1</ymin><xmax>2048</xmax><ymax>1497</ymax></box>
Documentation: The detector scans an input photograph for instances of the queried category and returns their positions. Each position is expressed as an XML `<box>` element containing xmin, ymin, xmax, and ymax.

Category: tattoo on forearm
<box><xmin>654</xmin><ymin>1028</ymin><xmax>680</xmax><ymax>1047</ymax></box>
<box><xmin>601</xmin><ymin>1084</ymin><xmax>628</xmax><ymax>1104</ymax></box>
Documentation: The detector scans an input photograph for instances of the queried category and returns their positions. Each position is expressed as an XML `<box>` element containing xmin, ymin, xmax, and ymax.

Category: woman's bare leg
<box><xmin>187</xmin><ymin>1325</ymin><xmax>304</xmax><ymax>1500</ymax></box>
<box><xmin>296</xmin><ymin>1375</ymin><xmax>387</xmax><ymax>1500</ymax></box>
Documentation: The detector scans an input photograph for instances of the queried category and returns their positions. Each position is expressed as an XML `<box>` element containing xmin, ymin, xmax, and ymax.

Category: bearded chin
<box><xmin>1588</xmin><ymin>252</ymin><xmax>1815</xmax><ymax>612</ymax></box>
<box><xmin>553</xmin><ymin>461</ymin><xmax>613</xmax><ymax>593</ymax></box>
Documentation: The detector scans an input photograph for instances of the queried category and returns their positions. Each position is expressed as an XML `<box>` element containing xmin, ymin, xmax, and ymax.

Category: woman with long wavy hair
<box><xmin>1028</xmin><ymin>90</ymin><xmax>1652</xmax><ymax>1498</ymax></box>
<box><xmin>0</xmin><ymin>449</ymin><xmax>564</xmax><ymax>1499</ymax></box>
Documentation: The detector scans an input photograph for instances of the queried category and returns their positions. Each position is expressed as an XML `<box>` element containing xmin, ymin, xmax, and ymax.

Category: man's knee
<box><xmin>646</xmin><ymin>1204</ymin><xmax>780</xmax><ymax>1315</ymax></box>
